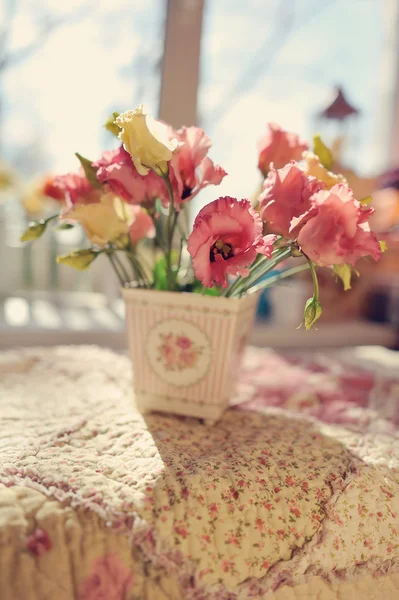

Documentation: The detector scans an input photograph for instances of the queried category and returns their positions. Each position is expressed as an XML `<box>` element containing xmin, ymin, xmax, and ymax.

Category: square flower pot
<box><xmin>122</xmin><ymin>288</ymin><xmax>259</xmax><ymax>424</ymax></box>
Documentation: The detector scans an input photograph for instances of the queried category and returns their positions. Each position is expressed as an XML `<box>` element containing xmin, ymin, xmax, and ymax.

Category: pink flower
<box><xmin>176</xmin><ymin>336</ymin><xmax>192</xmax><ymax>350</ymax></box>
<box><xmin>188</xmin><ymin>196</ymin><xmax>276</xmax><ymax>288</ymax></box>
<box><xmin>259</xmin><ymin>162</ymin><xmax>324</xmax><ymax>237</ymax></box>
<box><xmin>257</xmin><ymin>123</ymin><xmax>308</xmax><ymax>175</ymax></box>
<box><xmin>94</xmin><ymin>146</ymin><xmax>168</xmax><ymax>207</ymax></box>
<box><xmin>26</xmin><ymin>528</ymin><xmax>52</xmax><ymax>557</ymax></box>
<box><xmin>169</xmin><ymin>127</ymin><xmax>227</xmax><ymax>207</ymax></box>
<box><xmin>50</xmin><ymin>171</ymin><xmax>99</xmax><ymax>207</ymax></box>
<box><xmin>128</xmin><ymin>207</ymin><xmax>155</xmax><ymax>244</ymax></box>
<box><xmin>42</xmin><ymin>176</ymin><xmax>66</xmax><ymax>203</ymax></box>
<box><xmin>296</xmin><ymin>184</ymin><xmax>382</xmax><ymax>267</ymax></box>
<box><xmin>78</xmin><ymin>554</ymin><xmax>133</xmax><ymax>600</ymax></box>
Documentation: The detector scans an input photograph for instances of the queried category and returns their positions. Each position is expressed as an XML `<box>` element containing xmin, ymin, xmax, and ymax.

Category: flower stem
<box><xmin>107</xmin><ymin>253</ymin><xmax>124</xmax><ymax>286</ymax></box>
<box><xmin>225</xmin><ymin>247</ymin><xmax>292</xmax><ymax>298</ymax></box>
<box><xmin>163</xmin><ymin>175</ymin><xmax>177</xmax><ymax>290</ymax></box>
<box><xmin>306</xmin><ymin>257</ymin><xmax>319</xmax><ymax>301</ymax></box>
<box><xmin>246</xmin><ymin>262</ymin><xmax>310</xmax><ymax>295</ymax></box>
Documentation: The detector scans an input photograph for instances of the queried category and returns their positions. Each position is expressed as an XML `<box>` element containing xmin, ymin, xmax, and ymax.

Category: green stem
<box><xmin>225</xmin><ymin>248</ymin><xmax>292</xmax><ymax>298</ymax></box>
<box><xmin>163</xmin><ymin>175</ymin><xmax>177</xmax><ymax>290</ymax></box>
<box><xmin>126</xmin><ymin>251</ymin><xmax>149</xmax><ymax>287</ymax></box>
<box><xmin>113</xmin><ymin>252</ymin><xmax>131</xmax><ymax>285</ymax></box>
<box><xmin>306</xmin><ymin>257</ymin><xmax>320</xmax><ymax>301</ymax></box>
<box><xmin>246</xmin><ymin>262</ymin><xmax>310</xmax><ymax>295</ymax></box>
<box><xmin>107</xmin><ymin>253</ymin><xmax>124</xmax><ymax>286</ymax></box>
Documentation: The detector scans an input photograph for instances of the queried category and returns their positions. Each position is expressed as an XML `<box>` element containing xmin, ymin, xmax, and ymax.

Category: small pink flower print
<box><xmin>262</xmin><ymin>560</ymin><xmax>270</xmax><ymax>570</ymax></box>
<box><xmin>176</xmin><ymin>336</ymin><xmax>192</xmax><ymax>350</ymax></box>
<box><xmin>290</xmin><ymin>507</ymin><xmax>301</xmax><ymax>518</ymax></box>
<box><xmin>364</xmin><ymin>539</ymin><xmax>373</xmax><ymax>549</ymax></box>
<box><xmin>174</xmin><ymin>525</ymin><xmax>188</xmax><ymax>538</ymax></box>
<box><xmin>285</xmin><ymin>476</ymin><xmax>295</xmax><ymax>487</ymax></box>
<box><xmin>209</xmin><ymin>503</ymin><xmax>218</xmax><ymax>515</ymax></box>
<box><xmin>158</xmin><ymin>333</ymin><xmax>202</xmax><ymax>371</ymax></box>
<box><xmin>78</xmin><ymin>554</ymin><xmax>133</xmax><ymax>600</ymax></box>
<box><xmin>277</xmin><ymin>529</ymin><xmax>285</xmax><ymax>539</ymax></box>
<box><xmin>256</xmin><ymin>518</ymin><xmax>265</xmax><ymax>532</ymax></box>
<box><xmin>26</xmin><ymin>528</ymin><xmax>52</xmax><ymax>557</ymax></box>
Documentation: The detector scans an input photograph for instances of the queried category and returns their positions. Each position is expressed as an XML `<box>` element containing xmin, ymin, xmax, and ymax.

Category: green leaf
<box><xmin>313</xmin><ymin>134</ymin><xmax>333</xmax><ymax>170</ymax></box>
<box><xmin>75</xmin><ymin>153</ymin><xmax>102</xmax><ymax>189</ymax></box>
<box><xmin>360</xmin><ymin>195</ymin><xmax>372</xmax><ymax>206</ymax></box>
<box><xmin>56</xmin><ymin>249</ymin><xmax>99</xmax><ymax>271</ymax></box>
<box><xmin>379</xmin><ymin>240</ymin><xmax>388</xmax><ymax>253</ymax></box>
<box><xmin>56</xmin><ymin>223</ymin><xmax>74</xmax><ymax>230</ymax></box>
<box><xmin>20</xmin><ymin>220</ymin><xmax>47</xmax><ymax>242</ymax></box>
<box><xmin>303</xmin><ymin>297</ymin><xmax>322</xmax><ymax>330</ymax></box>
<box><xmin>333</xmin><ymin>264</ymin><xmax>352</xmax><ymax>291</ymax></box>
<box><xmin>153</xmin><ymin>252</ymin><xmax>179</xmax><ymax>290</ymax></box>
<box><xmin>105</xmin><ymin>112</ymin><xmax>120</xmax><ymax>137</ymax></box>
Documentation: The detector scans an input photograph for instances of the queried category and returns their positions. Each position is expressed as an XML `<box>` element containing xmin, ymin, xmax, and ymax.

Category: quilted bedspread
<box><xmin>1</xmin><ymin>344</ymin><xmax>399</xmax><ymax>599</ymax></box>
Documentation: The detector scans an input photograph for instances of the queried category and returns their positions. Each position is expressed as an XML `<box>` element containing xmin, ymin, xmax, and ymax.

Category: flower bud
<box><xmin>56</xmin><ymin>249</ymin><xmax>98</xmax><ymax>271</ymax></box>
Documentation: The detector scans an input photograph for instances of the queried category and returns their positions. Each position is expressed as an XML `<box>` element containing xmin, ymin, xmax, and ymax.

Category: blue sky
<box><xmin>3</xmin><ymin>0</ymin><xmax>385</xmax><ymax>202</ymax></box>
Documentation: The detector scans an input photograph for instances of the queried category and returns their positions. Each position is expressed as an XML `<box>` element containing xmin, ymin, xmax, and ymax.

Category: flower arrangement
<box><xmin>21</xmin><ymin>106</ymin><xmax>384</xmax><ymax>329</ymax></box>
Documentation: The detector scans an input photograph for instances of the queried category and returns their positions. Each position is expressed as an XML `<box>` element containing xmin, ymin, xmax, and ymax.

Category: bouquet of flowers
<box><xmin>21</xmin><ymin>106</ymin><xmax>384</xmax><ymax>330</ymax></box>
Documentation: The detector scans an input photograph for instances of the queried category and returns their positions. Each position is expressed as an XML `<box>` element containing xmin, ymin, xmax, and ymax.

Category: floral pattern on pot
<box><xmin>158</xmin><ymin>333</ymin><xmax>203</xmax><ymax>372</ymax></box>
<box><xmin>147</xmin><ymin>319</ymin><xmax>212</xmax><ymax>387</ymax></box>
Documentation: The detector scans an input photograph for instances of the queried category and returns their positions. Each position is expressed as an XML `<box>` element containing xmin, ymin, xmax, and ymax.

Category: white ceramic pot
<box><xmin>122</xmin><ymin>288</ymin><xmax>259</xmax><ymax>424</ymax></box>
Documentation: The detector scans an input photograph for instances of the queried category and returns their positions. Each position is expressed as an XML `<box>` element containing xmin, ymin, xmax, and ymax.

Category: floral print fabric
<box><xmin>0</xmin><ymin>346</ymin><xmax>399</xmax><ymax>599</ymax></box>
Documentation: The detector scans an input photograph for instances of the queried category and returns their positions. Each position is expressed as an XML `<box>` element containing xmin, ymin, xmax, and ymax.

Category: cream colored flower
<box><xmin>64</xmin><ymin>194</ymin><xmax>129</xmax><ymax>247</ymax></box>
<box><xmin>115</xmin><ymin>105</ymin><xmax>178</xmax><ymax>176</ymax></box>
<box><xmin>303</xmin><ymin>152</ymin><xmax>346</xmax><ymax>189</ymax></box>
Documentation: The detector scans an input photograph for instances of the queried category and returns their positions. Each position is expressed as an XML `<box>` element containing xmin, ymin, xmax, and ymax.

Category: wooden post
<box><xmin>158</xmin><ymin>0</ymin><xmax>205</xmax><ymax>128</ymax></box>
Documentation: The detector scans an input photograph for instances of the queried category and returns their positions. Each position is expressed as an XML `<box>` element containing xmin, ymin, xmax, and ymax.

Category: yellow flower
<box><xmin>303</xmin><ymin>152</ymin><xmax>346</xmax><ymax>189</ymax></box>
<box><xmin>56</xmin><ymin>249</ymin><xmax>98</xmax><ymax>271</ymax></box>
<box><xmin>64</xmin><ymin>194</ymin><xmax>129</xmax><ymax>247</ymax></box>
<box><xmin>115</xmin><ymin>105</ymin><xmax>178</xmax><ymax>176</ymax></box>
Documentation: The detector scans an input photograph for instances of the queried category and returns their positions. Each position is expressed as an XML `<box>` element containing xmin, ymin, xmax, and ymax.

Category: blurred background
<box><xmin>0</xmin><ymin>0</ymin><xmax>398</xmax><ymax>350</ymax></box>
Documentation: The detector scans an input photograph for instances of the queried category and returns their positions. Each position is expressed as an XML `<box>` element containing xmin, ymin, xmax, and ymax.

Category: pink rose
<box><xmin>296</xmin><ymin>184</ymin><xmax>382</xmax><ymax>267</ymax></box>
<box><xmin>260</xmin><ymin>162</ymin><xmax>324</xmax><ymax>237</ymax></box>
<box><xmin>257</xmin><ymin>123</ymin><xmax>308</xmax><ymax>175</ymax></box>
<box><xmin>128</xmin><ymin>207</ymin><xmax>155</xmax><ymax>244</ymax></box>
<box><xmin>78</xmin><ymin>554</ymin><xmax>133</xmax><ymax>600</ymax></box>
<box><xmin>94</xmin><ymin>146</ymin><xmax>169</xmax><ymax>207</ymax></box>
<box><xmin>168</xmin><ymin>126</ymin><xmax>227</xmax><ymax>207</ymax></box>
<box><xmin>51</xmin><ymin>171</ymin><xmax>100</xmax><ymax>207</ymax></box>
<box><xmin>188</xmin><ymin>196</ymin><xmax>276</xmax><ymax>288</ymax></box>
<box><xmin>176</xmin><ymin>336</ymin><xmax>192</xmax><ymax>350</ymax></box>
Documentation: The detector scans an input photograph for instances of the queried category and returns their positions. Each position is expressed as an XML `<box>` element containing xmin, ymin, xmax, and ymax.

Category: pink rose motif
<box><xmin>296</xmin><ymin>184</ymin><xmax>382</xmax><ymax>267</ymax></box>
<box><xmin>176</xmin><ymin>336</ymin><xmax>192</xmax><ymax>350</ymax></box>
<box><xmin>257</xmin><ymin>123</ymin><xmax>308</xmax><ymax>175</ymax></box>
<box><xmin>78</xmin><ymin>554</ymin><xmax>133</xmax><ymax>600</ymax></box>
<box><xmin>188</xmin><ymin>196</ymin><xmax>276</xmax><ymax>288</ymax></box>
<box><xmin>50</xmin><ymin>171</ymin><xmax>100</xmax><ymax>207</ymax></box>
<box><xmin>259</xmin><ymin>162</ymin><xmax>324</xmax><ymax>237</ymax></box>
<box><xmin>26</xmin><ymin>528</ymin><xmax>52</xmax><ymax>557</ymax></box>
<box><xmin>129</xmin><ymin>207</ymin><xmax>155</xmax><ymax>244</ymax></box>
<box><xmin>94</xmin><ymin>146</ymin><xmax>169</xmax><ymax>207</ymax></box>
<box><xmin>158</xmin><ymin>333</ymin><xmax>201</xmax><ymax>371</ymax></box>
<box><xmin>169</xmin><ymin>126</ymin><xmax>227</xmax><ymax>207</ymax></box>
